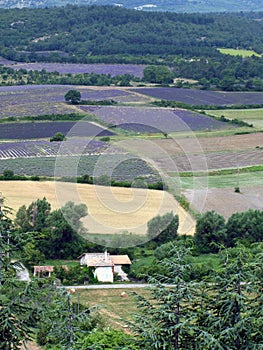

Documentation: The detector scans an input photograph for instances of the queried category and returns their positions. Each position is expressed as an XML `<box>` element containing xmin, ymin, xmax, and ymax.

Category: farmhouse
<box><xmin>79</xmin><ymin>252</ymin><xmax>131</xmax><ymax>283</ymax></box>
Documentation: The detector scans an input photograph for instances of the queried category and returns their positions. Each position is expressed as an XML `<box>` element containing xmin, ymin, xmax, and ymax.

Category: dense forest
<box><xmin>1</xmin><ymin>6</ymin><xmax>263</xmax><ymax>61</ymax></box>
<box><xmin>1</xmin><ymin>6</ymin><xmax>263</xmax><ymax>89</ymax></box>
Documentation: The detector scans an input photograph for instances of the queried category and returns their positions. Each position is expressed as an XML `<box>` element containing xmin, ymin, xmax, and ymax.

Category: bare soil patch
<box><xmin>183</xmin><ymin>186</ymin><xmax>263</xmax><ymax>219</ymax></box>
<box><xmin>152</xmin><ymin>132</ymin><xmax>263</xmax><ymax>154</ymax></box>
<box><xmin>119</xmin><ymin>134</ymin><xmax>263</xmax><ymax>173</ymax></box>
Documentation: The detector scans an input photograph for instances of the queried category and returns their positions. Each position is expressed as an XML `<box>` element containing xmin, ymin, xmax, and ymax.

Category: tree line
<box><xmin>0</xmin><ymin>6</ymin><xmax>263</xmax><ymax>90</ymax></box>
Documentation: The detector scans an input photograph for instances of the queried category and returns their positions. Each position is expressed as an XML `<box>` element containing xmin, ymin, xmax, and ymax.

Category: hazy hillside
<box><xmin>1</xmin><ymin>0</ymin><xmax>263</xmax><ymax>12</ymax></box>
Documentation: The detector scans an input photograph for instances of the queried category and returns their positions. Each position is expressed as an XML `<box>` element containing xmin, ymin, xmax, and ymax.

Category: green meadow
<box><xmin>205</xmin><ymin>108</ymin><xmax>263</xmax><ymax>129</ymax></box>
<box><xmin>217</xmin><ymin>48</ymin><xmax>261</xmax><ymax>57</ymax></box>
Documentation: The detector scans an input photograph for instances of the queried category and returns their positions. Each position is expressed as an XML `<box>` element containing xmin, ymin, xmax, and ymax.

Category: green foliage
<box><xmin>64</xmin><ymin>90</ymin><xmax>81</xmax><ymax>104</ymax></box>
<box><xmin>81</xmin><ymin>99</ymin><xmax>117</xmax><ymax>106</ymax></box>
<box><xmin>147</xmin><ymin>212</ymin><xmax>179</xmax><ymax>244</ymax></box>
<box><xmin>53</xmin><ymin>265</ymin><xmax>98</xmax><ymax>285</ymax></box>
<box><xmin>132</xmin><ymin>244</ymin><xmax>263</xmax><ymax>349</ymax></box>
<box><xmin>226</xmin><ymin>209</ymin><xmax>263</xmax><ymax>246</ymax></box>
<box><xmin>13</xmin><ymin>199</ymin><xmax>88</xmax><ymax>260</ymax></box>
<box><xmin>198</xmin><ymin>246</ymin><xmax>263</xmax><ymax>349</ymax></box>
<box><xmin>50</xmin><ymin>132</ymin><xmax>66</xmax><ymax>142</ymax></box>
<box><xmin>194</xmin><ymin>211</ymin><xmax>226</xmax><ymax>254</ymax></box>
<box><xmin>14</xmin><ymin>197</ymin><xmax>51</xmax><ymax>233</ymax></box>
<box><xmin>100</xmin><ymin>136</ymin><xmax>110</xmax><ymax>142</ymax></box>
<box><xmin>94</xmin><ymin>174</ymin><xmax>111</xmax><ymax>186</ymax></box>
<box><xmin>143</xmin><ymin>65</ymin><xmax>173</xmax><ymax>84</ymax></box>
<box><xmin>132</xmin><ymin>246</ymin><xmax>202</xmax><ymax>349</ymax></box>
<box><xmin>79</xmin><ymin>328</ymin><xmax>138</xmax><ymax>349</ymax></box>
<box><xmin>3</xmin><ymin>169</ymin><xmax>14</xmax><ymax>180</ymax></box>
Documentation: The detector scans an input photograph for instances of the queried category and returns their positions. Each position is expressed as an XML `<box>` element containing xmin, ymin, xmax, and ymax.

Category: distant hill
<box><xmin>1</xmin><ymin>0</ymin><xmax>263</xmax><ymax>12</ymax></box>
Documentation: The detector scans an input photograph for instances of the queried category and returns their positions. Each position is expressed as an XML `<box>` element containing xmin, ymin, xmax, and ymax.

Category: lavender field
<box><xmin>132</xmin><ymin>87</ymin><xmax>263</xmax><ymax>106</ymax></box>
<box><xmin>0</xmin><ymin>139</ymin><xmax>120</xmax><ymax>159</ymax></box>
<box><xmin>0</xmin><ymin>85</ymin><xmax>147</xmax><ymax>117</ymax></box>
<box><xmin>0</xmin><ymin>121</ymin><xmax>114</xmax><ymax>140</ymax></box>
<box><xmin>0</xmin><ymin>152</ymin><xmax>161</xmax><ymax>183</ymax></box>
<box><xmin>78</xmin><ymin>106</ymin><xmax>228</xmax><ymax>133</ymax></box>
<box><xmin>4</xmin><ymin>62</ymin><xmax>147</xmax><ymax>78</ymax></box>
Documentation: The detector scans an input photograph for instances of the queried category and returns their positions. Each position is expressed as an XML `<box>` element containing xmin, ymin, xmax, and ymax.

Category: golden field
<box><xmin>0</xmin><ymin>181</ymin><xmax>195</xmax><ymax>235</ymax></box>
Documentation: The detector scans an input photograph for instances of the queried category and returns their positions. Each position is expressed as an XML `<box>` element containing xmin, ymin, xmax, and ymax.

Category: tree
<box><xmin>132</xmin><ymin>246</ymin><xmax>202</xmax><ymax>349</ymax></box>
<box><xmin>64</xmin><ymin>89</ymin><xmax>81</xmax><ymax>104</ymax></box>
<box><xmin>226</xmin><ymin>209</ymin><xmax>263</xmax><ymax>246</ymax></box>
<box><xmin>147</xmin><ymin>212</ymin><xmax>179</xmax><ymax>244</ymax></box>
<box><xmin>50</xmin><ymin>131</ymin><xmax>66</xmax><ymax>142</ymax></box>
<box><xmin>143</xmin><ymin>65</ymin><xmax>173</xmax><ymax>84</ymax></box>
<box><xmin>0</xmin><ymin>203</ymin><xmax>34</xmax><ymax>349</ymax></box>
<box><xmin>197</xmin><ymin>245</ymin><xmax>263</xmax><ymax>349</ymax></box>
<box><xmin>132</xmin><ymin>243</ymin><xmax>263</xmax><ymax>350</ymax></box>
<box><xmin>14</xmin><ymin>197</ymin><xmax>51</xmax><ymax>233</ymax></box>
<box><xmin>194</xmin><ymin>211</ymin><xmax>226</xmax><ymax>254</ymax></box>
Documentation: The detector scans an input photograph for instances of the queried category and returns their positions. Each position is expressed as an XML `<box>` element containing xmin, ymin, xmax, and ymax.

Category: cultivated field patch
<box><xmin>206</xmin><ymin>109</ymin><xmax>263</xmax><ymax>129</ymax></box>
<box><xmin>132</xmin><ymin>87</ymin><xmax>263</xmax><ymax>106</ymax></box>
<box><xmin>0</xmin><ymin>85</ymin><xmax>151</xmax><ymax>118</ymax></box>
<box><xmin>217</xmin><ymin>48</ymin><xmax>261</xmax><ymax>57</ymax></box>
<box><xmin>77</xmin><ymin>105</ymin><xmax>227</xmax><ymax>133</ymax></box>
<box><xmin>0</xmin><ymin>139</ymin><xmax>118</xmax><ymax>158</ymax></box>
<box><xmin>183</xmin><ymin>186</ymin><xmax>263</xmax><ymax>219</ymax></box>
<box><xmin>0</xmin><ymin>122</ymin><xmax>114</xmax><ymax>140</ymax></box>
<box><xmin>5</xmin><ymin>62</ymin><xmax>147</xmax><ymax>78</ymax></box>
<box><xmin>0</xmin><ymin>181</ymin><xmax>195</xmax><ymax>235</ymax></box>
<box><xmin>119</xmin><ymin>136</ymin><xmax>263</xmax><ymax>173</ymax></box>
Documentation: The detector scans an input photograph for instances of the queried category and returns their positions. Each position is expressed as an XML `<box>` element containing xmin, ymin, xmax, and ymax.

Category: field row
<box><xmin>4</xmin><ymin>62</ymin><xmax>147</xmax><ymax>78</ymax></box>
<box><xmin>0</xmin><ymin>140</ymin><xmax>121</xmax><ymax>159</ymax></box>
<box><xmin>77</xmin><ymin>105</ymin><xmax>228</xmax><ymax>133</ymax></box>
<box><xmin>0</xmin><ymin>154</ymin><xmax>162</xmax><ymax>184</ymax></box>
<box><xmin>132</xmin><ymin>87</ymin><xmax>263</xmax><ymax>106</ymax></box>
<box><xmin>0</xmin><ymin>121</ymin><xmax>114</xmax><ymax>140</ymax></box>
<box><xmin>0</xmin><ymin>85</ymin><xmax>150</xmax><ymax>118</ymax></box>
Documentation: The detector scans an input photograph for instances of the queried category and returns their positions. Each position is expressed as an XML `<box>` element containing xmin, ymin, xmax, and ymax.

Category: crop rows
<box><xmin>4</xmin><ymin>62</ymin><xmax>147</xmax><ymax>78</ymax></box>
<box><xmin>0</xmin><ymin>153</ymin><xmax>161</xmax><ymax>183</ymax></box>
<box><xmin>0</xmin><ymin>121</ymin><xmax>114</xmax><ymax>140</ymax></box>
<box><xmin>78</xmin><ymin>106</ymin><xmax>227</xmax><ymax>133</ymax></box>
<box><xmin>132</xmin><ymin>87</ymin><xmax>263</xmax><ymax>106</ymax></box>
<box><xmin>0</xmin><ymin>139</ymin><xmax>120</xmax><ymax>159</ymax></box>
<box><xmin>167</xmin><ymin>149</ymin><xmax>263</xmax><ymax>172</ymax></box>
<box><xmin>0</xmin><ymin>85</ymin><xmax>141</xmax><ymax>118</ymax></box>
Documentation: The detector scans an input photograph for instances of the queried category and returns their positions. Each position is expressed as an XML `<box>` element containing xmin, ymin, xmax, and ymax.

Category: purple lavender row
<box><xmin>131</xmin><ymin>87</ymin><xmax>263</xmax><ymax>106</ymax></box>
<box><xmin>4</xmin><ymin>62</ymin><xmax>147</xmax><ymax>78</ymax></box>
<box><xmin>0</xmin><ymin>122</ymin><xmax>114</xmax><ymax>139</ymax></box>
<box><xmin>0</xmin><ymin>139</ymin><xmax>121</xmax><ymax>159</ymax></box>
<box><xmin>86</xmin><ymin>106</ymin><xmax>227</xmax><ymax>133</ymax></box>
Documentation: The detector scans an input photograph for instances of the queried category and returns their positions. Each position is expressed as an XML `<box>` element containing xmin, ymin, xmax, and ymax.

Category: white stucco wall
<box><xmin>94</xmin><ymin>266</ymin><xmax>113</xmax><ymax>283</ymax></box>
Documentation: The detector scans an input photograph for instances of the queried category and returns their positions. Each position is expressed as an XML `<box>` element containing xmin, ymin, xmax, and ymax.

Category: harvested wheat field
<box><xmin>0</xmin><ymin>181</ymin><xmax>195</xmax><ymax>235</ymax></box>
